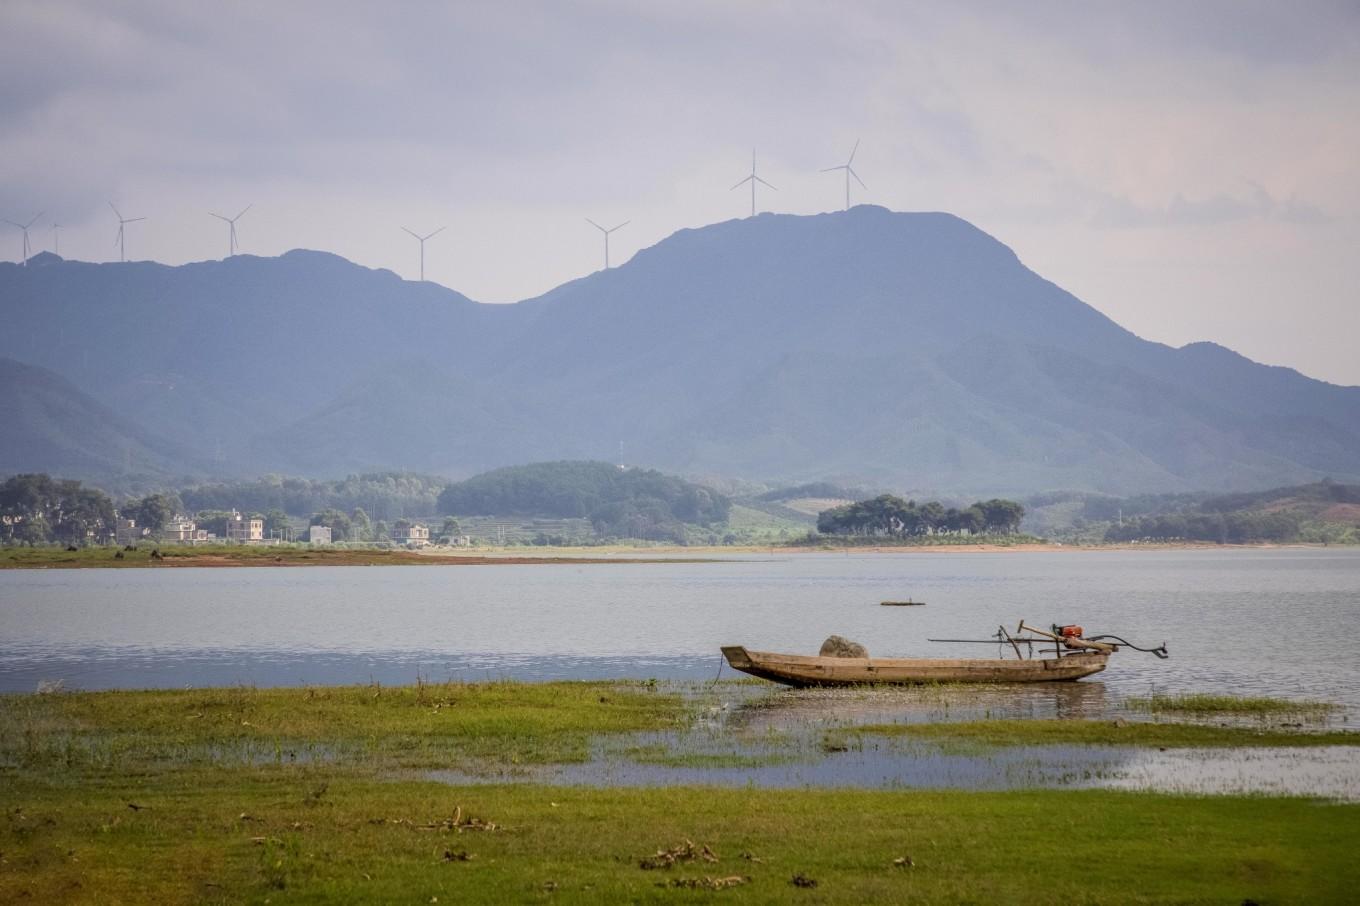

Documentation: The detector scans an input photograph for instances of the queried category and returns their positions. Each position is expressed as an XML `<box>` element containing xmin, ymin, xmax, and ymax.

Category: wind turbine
<box><xmin>209</xmin><ymin>204</ymin><xmax>251</xmax><ymax>257</ymax></box>
<box><xmin>731</xmin><ymin>149</ymin><xmax>777</xmax><ymax>217</ymax></box>
<box><xmin>821</xmin><ymin>139</ymin><xmax>867</xmax><ymax>211</ymax></box>
<box><xmin>109</xmin><ymin>202</ymin><xmax>146</xmax><ymax>262</ymax></box>
<box><xmin>3</xmin><ymin>212</ymin><xmax>43</xmax><ymax>265</ymax></box>
<box><xmin>585</xmin><ymin>218</ymin><xmax>628</xmax><ymax>269</ymax></box>
<box><xmin>51</xmin><ymin>222</ymin><xmax>62</xmax><ymax>256</ymax></box>
<box><xmin>401</xmin><ymin>225</ymin><xmax>445</xmax><ymax>281</ymax></box>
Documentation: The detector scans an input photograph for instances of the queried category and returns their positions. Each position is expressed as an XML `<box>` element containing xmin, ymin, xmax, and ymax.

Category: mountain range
<box><xmin>2</xmin><ymin>206</ymin><xmax>1358</xmax><ymax>496</ymax></box>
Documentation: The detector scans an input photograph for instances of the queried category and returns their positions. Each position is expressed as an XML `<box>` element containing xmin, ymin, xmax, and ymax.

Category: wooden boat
<box><xmin>880</xmin><ymin>599</ymin><xmax>925</xmax><ymax>606</ymax></box>
<box><xmin>720</xmin><ymin>646</ymin><xmax>1108</xmax><ymax>687</ymax></box>
<box><xmin>719</xmin><ymin>621</ymin><xmax>1165</xmax><ymax>687</ymax></box>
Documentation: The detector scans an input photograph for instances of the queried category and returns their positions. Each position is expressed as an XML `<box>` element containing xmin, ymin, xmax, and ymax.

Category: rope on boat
<box><xmin>1087</xmin><ymin>634</ymin><xmax>1170</xmax><ymax>659</ymax></box>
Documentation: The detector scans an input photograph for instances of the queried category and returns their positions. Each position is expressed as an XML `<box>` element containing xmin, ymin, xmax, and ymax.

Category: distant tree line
<box><xmin>817</xmin><ymin>495</ymin><xmax>1025</xmax><ymax>537</ymax></box>
<box><xmin>179</xmin><ymin>472</ymin><xmax>447</xmax><ymax>521</ymax></box>
<box><xmin>1097</xmin><ymin>480</ymin><xmax>1360</xmax><ymax>543</ymax></box>
<box><xmin>437</xmin><ymin>461</ymin><xmax>730</xmax><ymax>543</ymax></box>
<box><xmin>1104</xmin><ymin>511</ymin><xmax>1302</xmax><ymax>543</ymax></box>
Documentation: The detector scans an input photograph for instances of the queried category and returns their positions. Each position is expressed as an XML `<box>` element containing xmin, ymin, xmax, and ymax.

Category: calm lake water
<box><xmin>2</xmin><ymin>548</ymin><xmax>1359</xmax><ymax>706</ymax></box>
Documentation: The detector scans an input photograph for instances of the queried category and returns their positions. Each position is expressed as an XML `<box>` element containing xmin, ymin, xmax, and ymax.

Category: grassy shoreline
<box><xmin>3</xmin><ymin>539</ymin><xmax>1351</xmax><ymax>569</ymax></box>
<box><xmin>3</xmin><ymin>682</ymin><xmax>1358</xmax><ymax>902</ymax></box>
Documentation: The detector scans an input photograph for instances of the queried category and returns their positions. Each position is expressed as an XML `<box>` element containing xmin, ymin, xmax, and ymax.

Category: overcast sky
<box><xmin>2</xmin><ymin>1</ymin><xmax>1357</xmax><ymax>384</ymax></box>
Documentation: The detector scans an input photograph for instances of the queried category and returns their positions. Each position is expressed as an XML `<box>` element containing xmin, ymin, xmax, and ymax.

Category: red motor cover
<box><xmin>1058</xmin><ymin>625</ymin><xmax>1084</xmax><ymax>639</ymax></box>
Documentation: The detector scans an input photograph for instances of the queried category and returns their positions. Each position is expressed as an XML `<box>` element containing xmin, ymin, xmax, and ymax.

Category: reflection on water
<box><xmin>430</xmin><ymin>683</ymin><xmax>1360</xmax><ymax>800</ymax></box>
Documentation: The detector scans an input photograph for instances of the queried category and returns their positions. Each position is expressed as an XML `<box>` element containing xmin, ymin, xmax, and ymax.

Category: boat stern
<box><xmin>720</xmin><ymin>646</ymin><xmax>754</xmax><ymax>671</ymax></box>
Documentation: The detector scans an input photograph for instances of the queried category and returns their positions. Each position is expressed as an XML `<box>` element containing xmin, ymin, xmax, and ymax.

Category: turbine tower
<box><xmin>821</xmin><ymin>139</ymin><xmax>866</xmax><ymax>211</ymax></box>
<box><xmin>731</xmin><ymin>149</ymin><xmax>777</xmax><ymax>217</ymax></box>
<box><xmin>109</xmin><ymin>202</ymin><xmax>146</xmax><ymax>263</ymax></box>
<box><xmin>3</xmin><ymin>212</ymin><xmax>43</xmax><ymax>265</ymax></box>
<box><xmin>585</xmin><ymin>218</ymin><xmax>628</xmax><ymax>269</ymax></box>
<box><xmin>401</xmin><ymin>225</ymin><xmax>445</xmax><ymax>282</ymax></box>
<box><xmin>209</xmin><ymin>204</ymin><xmax>252</xmax><ymax>257</ymax></box>
<box><xmin>52</xmin><ymin>222</ymin><xmax>62</xmax><ymax>256</ymax></box>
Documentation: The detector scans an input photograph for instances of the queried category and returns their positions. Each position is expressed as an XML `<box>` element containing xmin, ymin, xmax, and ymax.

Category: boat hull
<box><xmin>721</xmin><ymin>646</ymin><xmax>1107</xmax><ymax>687</ymax></box>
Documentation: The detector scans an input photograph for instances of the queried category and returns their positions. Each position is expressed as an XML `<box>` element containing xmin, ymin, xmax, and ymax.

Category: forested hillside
<box><xmin>437</xmin><ymin>461</ymin><xmax>730</xmax><ymax>542</ymax></box>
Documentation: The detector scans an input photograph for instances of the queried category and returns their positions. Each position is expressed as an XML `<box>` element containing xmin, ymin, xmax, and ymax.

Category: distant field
<box><xmin>724</xmin><ymin>503</ymin><xmax>812</xmax><ymax>540</ymax></box>
<box><xmin>778</xmin><ymin>496</ymin><xmax>852</xmax><ymax>516</ymax></box>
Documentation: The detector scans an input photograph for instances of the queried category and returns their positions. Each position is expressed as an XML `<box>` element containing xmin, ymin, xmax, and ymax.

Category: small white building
<box><xmin>308</xmin><ymin>525</ymin><xmax>333</xmax><ymax>545</ymax></box>
<box><xmin>391</xmin><ymin>521</ymin><xmax>430</xmax><ymax>547</ymax></box>
<box><xmin>161</xmin><ymin>517</ymin><xmax>197</xmax><ymax>543</ymax></box>
<box><xmin>225</xmin><ymin>510</ymin><xmax>264</xmax><ymax>544</ymax></box>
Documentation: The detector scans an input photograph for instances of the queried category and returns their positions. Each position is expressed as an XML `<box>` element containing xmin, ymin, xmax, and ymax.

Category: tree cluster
<box><xmin>816</xmin><ymin>494</ymin><xmax>1025</xmax><ymax>537</ymax></box>
<box><xmin>437</xmin><ymin>461</ymin><xmax>730</xmax><ymax>543</ymax></box>
<box><xmin>0</xmin><ymin>474</ymin><xmax>117</xmax><ymax>545</ymax></box>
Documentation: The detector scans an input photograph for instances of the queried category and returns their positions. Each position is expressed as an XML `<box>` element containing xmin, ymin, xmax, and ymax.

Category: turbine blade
<box><xmin>610</xmin><ymin>221</ymin><xmax>629</xmax><ymax>232</ymax></box>
<box><xmin>730</xmin><ymin>176</ymin><xmax>753</xmax><ymax>190</ymax></box>
<box><xmin>108</xmin><ymin>201</ymin><xmax>122</xmax><ymax>219</ymax></box>
<box><xmin>755</xmin><ymin>176</ymin><xmax>778</xmax><ymax>190</ymax></box>
<box><xmin>2</xmin><ymin>219</ymin><xmax>21</xmax><ymax>228</ymax></box>
<box><xmin>402</xmin><ymin>227</ymin><xmax>420</xmax><ymax>239</ymax></box>
<box><xmin>425</xmin><ymin>226</ymin><xmax>447</xmax><ymax>240</ymax></box>
<box><xmin>585</xmin><ymin>218</ymin><xmax>605</xmax><ymax>232</ymax></box>
<box><xmin>127</xmin><ymin>217</ymin><xmax>146</xmax><ymax>223</ymax></box>
<box><xmin>847</xmin><ymin>138</ymin><xmax>860</xmax><ymax>165</ymax></box>
<box><xmin>820</xmin><ymin>166</ymin><xmax>844</xmax><ymax>173</ymax></box>
<box><xmin>236</xmin><ymin>204</ymin><xmax>252</xmax><ymax>220</ymax></box>
<box><xmin>850</xmin><ymin>167</ymin><xmax>867</xmax><ymax>189</ymax></box>
<box><xmin>210</xmin><ymin>212</ymin><xmax>229</xmax><ymax>222</ymax></box>
<box><xmin>24</xmin><ymin>212</ymin><xmax>43</xmax><ymax>228</ymax></box>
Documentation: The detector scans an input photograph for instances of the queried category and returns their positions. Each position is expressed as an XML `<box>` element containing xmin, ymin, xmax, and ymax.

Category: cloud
<box><xmin>1091</xmin><ymin>184</ymin><xmax>1333</xmax><ymax>228</ymax></box>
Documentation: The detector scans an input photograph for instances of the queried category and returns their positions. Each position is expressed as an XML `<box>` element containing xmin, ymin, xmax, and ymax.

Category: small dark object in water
<box><xmin>881</xmin><ymin>600</ymin><xmax>925</xmax><ymax>606</ymax></box>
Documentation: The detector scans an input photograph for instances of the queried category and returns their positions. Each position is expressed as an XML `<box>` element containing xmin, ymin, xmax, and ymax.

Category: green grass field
<box><xmin>3</xmin><ymin>683</ymin><xmax>1358</xmax><ymax>903</ymax></box>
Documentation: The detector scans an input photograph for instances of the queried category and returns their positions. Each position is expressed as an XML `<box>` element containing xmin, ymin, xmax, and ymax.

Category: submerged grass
<box><xmin>1126</xmin><ymin>692</ymin><xmax>1341</xmax><ymax>716</ymax></box>
<box><xmin>837</xmin><ymin>718</ymin><xmax>1360</xmax><ymax>749</ymax></box>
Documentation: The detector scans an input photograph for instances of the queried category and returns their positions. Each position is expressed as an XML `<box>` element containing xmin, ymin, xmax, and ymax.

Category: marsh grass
<box><xmin>835</xmin><ymin>718</ymin><xmax>1360</xmax><ymax>749</ymax></box>
<box><xmin>1126</xmin><ymin>692</ymin><xmax>1341</xmax><ymax>716</ymax></box>
<box><xmin>0</xmin><ymin>681</ymin><xmax>688</xmax><ymax>774</ymax></box>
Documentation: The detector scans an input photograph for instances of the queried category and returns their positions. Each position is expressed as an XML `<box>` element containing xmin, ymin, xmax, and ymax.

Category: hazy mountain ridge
<box><xmin>0</xmin><ymin>357</ymin><xmax>198</xmax><ymax>483</ymax></box>
<box><xmin>2</xmin><ymin>207</ymin><xmax>1357</xmax><ymax>494</ymax></box>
